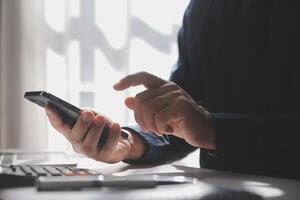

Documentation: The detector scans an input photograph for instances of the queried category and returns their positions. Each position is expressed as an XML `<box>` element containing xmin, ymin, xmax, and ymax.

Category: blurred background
<box><xmin>0</xmin><ymin>0</ymin><xmax>191</xmax><ymax>155</ymax></box>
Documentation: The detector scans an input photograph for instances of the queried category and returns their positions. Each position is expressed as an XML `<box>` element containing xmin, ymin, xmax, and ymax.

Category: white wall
<box><xmin>0</xmin><ymin>0</ymin><xmax>47</xmax><ymax>150</ymax></box>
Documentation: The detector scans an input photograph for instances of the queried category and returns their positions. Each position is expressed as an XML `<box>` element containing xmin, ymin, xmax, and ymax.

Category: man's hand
<box><xmin>114</xmin><ymin>71</ymin><xmax>215</xmax><ymax>149</ymax></box>
<box><xmin>45</xmin><ymin>106</ymin><xmax>145</xmax><ymax>163</ymax></box>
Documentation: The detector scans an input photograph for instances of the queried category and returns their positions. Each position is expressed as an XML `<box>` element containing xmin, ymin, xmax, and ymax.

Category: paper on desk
<box><xmin>113</xmin><ymin>164</ymin><xmax>186</xmax><ymax>177</ymax></box>
<box><xmin>65</xmin><ymin>152</ymin><xmax>191</xmax><ymax>177</ymax></box>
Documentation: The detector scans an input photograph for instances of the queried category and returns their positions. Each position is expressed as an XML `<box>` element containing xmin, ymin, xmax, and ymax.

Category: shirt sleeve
<box><xmin>210</xmin><ymin>112</ymin><xmax>300</xmax><ymax>171</ymax></box>
<box><xmin>123</xmin><ymin>126</ymin><xmax>196</xmax><ymax>165</ymax></box>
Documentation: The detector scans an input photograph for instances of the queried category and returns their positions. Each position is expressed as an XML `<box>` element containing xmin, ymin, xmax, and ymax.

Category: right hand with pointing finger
<box><xmin>114</xmin><ymin>71</ymin><xmax>216</xmax><ymax>150</ymax></box>
<box><xmin>45</xmin><ymin>106</ymin><xmax>146</xmax><ymax>163</ymax></box>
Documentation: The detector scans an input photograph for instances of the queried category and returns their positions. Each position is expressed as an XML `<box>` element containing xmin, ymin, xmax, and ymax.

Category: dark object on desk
<box><xmin>24</xmin><ymin>91</ymin><xmax>129</xmax><ymax>140</ymax></box>
<box><xmin>0</xmin><ymin>165</ymin><xmax>101</xmax><ymax>188</ymax></box>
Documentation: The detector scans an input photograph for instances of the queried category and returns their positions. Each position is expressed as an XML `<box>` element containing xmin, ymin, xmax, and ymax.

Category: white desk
<box><xmin>1</xmin><ymin>162</ymin><xmax>300</xmax><ymax>200</ymax></box>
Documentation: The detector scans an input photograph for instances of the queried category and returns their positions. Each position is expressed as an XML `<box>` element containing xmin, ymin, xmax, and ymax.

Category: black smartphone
<box><xmin>24</xmin><ymin>91</ymin><xmax>128</xmax><ymax>140</ymax></box>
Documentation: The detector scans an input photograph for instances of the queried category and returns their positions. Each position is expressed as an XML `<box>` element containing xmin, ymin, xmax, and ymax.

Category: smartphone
<box><xmin>24</xmin><ymin>91</ymin><xmax>128</xmax><ymax>141</ymax></box>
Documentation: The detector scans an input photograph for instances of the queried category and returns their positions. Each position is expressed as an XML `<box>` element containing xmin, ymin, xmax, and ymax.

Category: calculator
<box><xmin>0</xmin><ymin>165</ymin><xmax>101</xmax><ymax>188</ymax></box>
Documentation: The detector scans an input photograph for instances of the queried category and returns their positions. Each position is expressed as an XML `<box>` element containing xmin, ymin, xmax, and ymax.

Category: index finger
<box><xmin>113</xmin><ymin>71</ymin><xmax>166</xmax><ymax>90</ymax></box>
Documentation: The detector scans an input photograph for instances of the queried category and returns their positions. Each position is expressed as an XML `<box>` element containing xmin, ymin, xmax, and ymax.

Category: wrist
<box><xmin>190</xmin><ymin>105</ymin><xmax>216</xmax><ymax>150</ymax></box>
<box><xmin>202</xmin><ymin>111</ymin><xmax>216</xmax><ymax>150</ymax></box>
<box><xmin>123</xmin><ymin>129</ymin><xmax>147</xmax><ymax>160</ymax></box>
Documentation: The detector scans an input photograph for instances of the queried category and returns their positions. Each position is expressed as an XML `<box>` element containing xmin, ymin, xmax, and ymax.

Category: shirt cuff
<box><xmin>122</xmin><ymin>126</ymin><xmax>169</xmax><ymax>165</ymax></box>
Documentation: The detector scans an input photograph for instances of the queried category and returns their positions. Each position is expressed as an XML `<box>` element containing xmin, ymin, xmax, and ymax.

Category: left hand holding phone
<box><xmin>24</xmin><ymin>91</ymin><xmax>146</xmax><ymax>163</ymax></box>
<box><xmin>45</xmin><ymin>106</ymin><xmax>146</xmax><ymax>163</ymax></box>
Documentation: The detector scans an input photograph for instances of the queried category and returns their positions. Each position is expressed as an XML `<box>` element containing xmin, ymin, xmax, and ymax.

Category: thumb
<box><xmin>125</xmin><ymin>97</ymin><xmax>135</xmax><ymax>110</ymax></box>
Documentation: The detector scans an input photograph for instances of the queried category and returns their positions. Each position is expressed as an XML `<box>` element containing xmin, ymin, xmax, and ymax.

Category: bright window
<box><xmin>44</xmin><ymin>0</ymin><xmax>190</xmax><ymax>150</ymax></box>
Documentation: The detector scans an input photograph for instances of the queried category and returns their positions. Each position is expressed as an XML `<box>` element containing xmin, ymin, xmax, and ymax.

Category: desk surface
<box><xmin>1</xmin><ymin>161</ymin><xmax>300</xmax><ymax>200</ymax></box>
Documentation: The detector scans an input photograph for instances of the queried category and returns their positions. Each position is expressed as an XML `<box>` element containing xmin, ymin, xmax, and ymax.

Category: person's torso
<box><xmin>182</xmin><ymin>0</ymin><xmax>299</xmax><ymax>178</ymax></box>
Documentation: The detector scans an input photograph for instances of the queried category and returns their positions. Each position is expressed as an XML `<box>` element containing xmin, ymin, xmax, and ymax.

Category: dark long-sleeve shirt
<box><xmin>125</xmin><ymin>0</ymin><xmax>300</xmax><ymax>180</ymax></box>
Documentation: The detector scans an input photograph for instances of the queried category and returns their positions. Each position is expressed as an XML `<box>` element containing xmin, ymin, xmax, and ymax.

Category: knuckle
<box><xmin>171</xmin><ymin>90</ymin><xmax>183</xmax><ymax>97</ymax></box>
<box><xmin>135</xmin><ymin>89</ymin><xmax>153</xmax><ymax>103</ymax></box>
<box><xmin>164</xmin><ymin>82</ymin><xmax>179</xmax><ymax>90</ymax></box>
<box><xmin>84</xmin><ymin>109</ymin><xmax>95</xmax><ymax>116</ymax></box>
<box><xmin>177</xmin><ymin>96</ymin><xmax>188</xmax><ymax>108</ymax></box>
<box><xmin>176</xmin><ymin>96</ymin><xmax>185</xmax><ymax>103</ymax></box>
<box><xmin>138</xmin><ymin>71</ymin><xmax>148</xmax><ymax>76</ymax></box>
